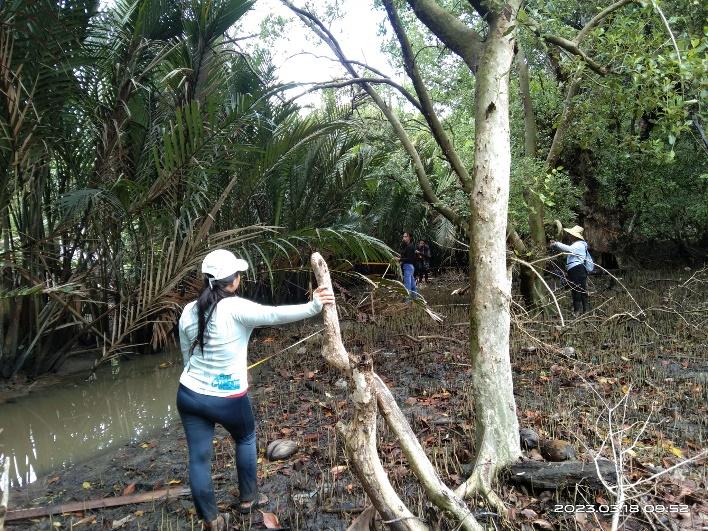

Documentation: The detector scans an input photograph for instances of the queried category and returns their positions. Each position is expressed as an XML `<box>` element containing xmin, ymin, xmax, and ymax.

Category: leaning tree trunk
<box><xmin>458</xmin><ymin>6</ymin><xmax>522</xmax><ymax>507</ymax></box>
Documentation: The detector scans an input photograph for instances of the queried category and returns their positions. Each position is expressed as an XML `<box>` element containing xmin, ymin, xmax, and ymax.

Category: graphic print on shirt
<box><xmin>211</xmin><ymin>373</ymin><xmax>241</xmax><ymax>391</ymax></box>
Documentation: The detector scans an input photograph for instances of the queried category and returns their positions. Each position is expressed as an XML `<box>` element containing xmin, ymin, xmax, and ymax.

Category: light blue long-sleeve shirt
<box><xmin>178</xmin><ymin>296</ymin><xmax>323</xmax><ymax>397</ymax></box>
<box><xmin>551</xmin><ymin>240</ymin><xmax>588</xmax><ymax>271</ymax></box>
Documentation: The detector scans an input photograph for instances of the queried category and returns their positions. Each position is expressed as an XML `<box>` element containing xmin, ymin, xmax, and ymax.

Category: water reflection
<box><xmin>0</xmin><ymin>352</ymin><xmax>183</xmax><ymax>487</ymax></box>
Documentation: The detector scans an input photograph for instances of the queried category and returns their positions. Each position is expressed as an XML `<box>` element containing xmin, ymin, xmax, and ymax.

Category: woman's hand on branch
<box><xmin>314</xmin><ymin>286</ymin><xmax>335</xmax><ymax>306</ymax></box>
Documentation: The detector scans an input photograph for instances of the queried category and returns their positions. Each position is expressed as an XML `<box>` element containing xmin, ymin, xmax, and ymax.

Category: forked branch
<box><xmin>310</xmin><ymin>252</ymin><xmax>482</xmax><ymax>531</ymax></box>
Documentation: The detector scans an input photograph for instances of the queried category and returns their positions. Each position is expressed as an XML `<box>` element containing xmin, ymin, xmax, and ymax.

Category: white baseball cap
<box><xmin>201</xmin><ymin>249</ymin><xmax>249</xmax><ymax>280</ymax></box>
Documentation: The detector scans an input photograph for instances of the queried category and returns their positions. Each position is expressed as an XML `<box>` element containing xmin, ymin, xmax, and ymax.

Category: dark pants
<box><xmin>415</xmin><ymin>263</ymin><xmax>429</xmax><ymax>282</ymax></box>
<box><xmin>567</xmin><ymin>264</ymin><xmax>589</xmax><ymax>314</ymax></box>
<box><xmin>176</xmin><ymin>384</ymin><xmax>258</xmax><ymax>521</ymax></box>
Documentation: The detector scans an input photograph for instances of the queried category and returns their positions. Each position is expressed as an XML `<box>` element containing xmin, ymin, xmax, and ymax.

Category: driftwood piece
<box><xmin>311</xmin><ymin>253</ymin><xmax>425</xmax><ymax>531</ymax></box>
<box><xmin>5</xmin><ymin>486</ymin><xmax>190</xmax><ymax>522</ymax></box>
<box><xmin>310</xmin><ymin>253</ymin><xmax>350</xmax><ymax>372</ymax></box>
<box><xmin>311</xmin><ymin>253</ymin><xmax>483</xmax><ymax>531</ymax></box>
<box><xmin>507</xmin><ymin>459</ymin><xmax>617</xmax><ymax>492</ymax></box>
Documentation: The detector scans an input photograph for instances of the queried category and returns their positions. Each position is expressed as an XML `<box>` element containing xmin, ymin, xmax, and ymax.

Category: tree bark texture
<box><xmin>309</xmin><ymin>253</ymin><xmax>350</xmax><ymax>371</ymax></box>
<box><xmin>517</xmin><ymin>45</ymin><xmax>546</xmax><ymax>251</ymax></box>
<box><xmin>461</xmin><ymin>4</ymin><xmax>522</xmax><ymax>499</ymax></box>
<box><xmin>339</xmin><ymin>366</ymin><xmax>425</xmax><ymax>531</ymax></box>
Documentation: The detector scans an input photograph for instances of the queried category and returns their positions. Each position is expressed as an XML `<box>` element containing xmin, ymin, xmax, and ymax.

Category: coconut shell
<box><xmin>266</xmin><ymin>439</ymin><xmax>298</xmax><ymax>461</ymax></box>
<box><xmin>540</xmin><ymin>439</ymin><xmax>577</xmax><ymax>461</ymax></box>
<box><xmin>519</xmin><ymin>427</ymin><xmax>540</xmax><ymax>450</ymax></box>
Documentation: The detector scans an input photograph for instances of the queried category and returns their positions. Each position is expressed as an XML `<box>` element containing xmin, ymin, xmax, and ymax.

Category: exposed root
<box><xmin>455</xmin><ymin>460</ymin><xmax>508</xmax><ymax>518</ymax></box>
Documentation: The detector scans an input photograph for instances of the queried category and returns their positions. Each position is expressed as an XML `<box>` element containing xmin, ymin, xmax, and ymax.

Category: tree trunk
<box><xmin>517</xmin><ymin>44</ymin><xmax>547</xmax><ymax>310</ymax></box>
<box><xmin>0</xmin><ymin>456</ymin><xmax>9</xmax><ymax>530</ymax></box>
<box><xmin>458</xmin><ymin>6</ymin><xmax>522</xmax><ymax>502</ymax></box>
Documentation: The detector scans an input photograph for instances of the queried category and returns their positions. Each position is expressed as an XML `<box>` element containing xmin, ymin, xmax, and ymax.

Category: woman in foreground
<box><xmin>177</xmin><ymin>249</ymin><xmax>334</xmax><ymax>529</ymax></box>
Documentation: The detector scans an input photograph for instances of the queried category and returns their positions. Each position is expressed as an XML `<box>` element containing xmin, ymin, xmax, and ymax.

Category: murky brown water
<box><xmin>0</xmin><ymin>352</ymin><xmax>183</xmax><ymax>487</ymax></box>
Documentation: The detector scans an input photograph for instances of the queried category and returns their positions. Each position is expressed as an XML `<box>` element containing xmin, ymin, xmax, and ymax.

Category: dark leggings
<box><xmin>567</xmin><ymin>264</ymin><xmax>589</xmax><ymax>314</ymax></box>
<box><xmin>176</xmin><ymin>384</ymin><xmax>258</xmax><ymax>521</ymax></box>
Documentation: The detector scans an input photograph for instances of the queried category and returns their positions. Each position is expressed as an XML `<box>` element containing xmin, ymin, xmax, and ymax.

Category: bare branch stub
<box><xmin>310</xmin><ymin>252</ymin><xmax>350</xmax><ymax>372</ymax></box>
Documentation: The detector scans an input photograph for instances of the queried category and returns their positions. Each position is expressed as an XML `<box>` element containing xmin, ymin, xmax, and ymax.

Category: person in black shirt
<box><xmin>397</xmin><ymin>231</ymin><xmax>418</xmax><ymax>299</ymax></box>
<box><xmin>415</xmin><ymin>240</ymin><xmax>431</xmax><ymax>283</ymax></box>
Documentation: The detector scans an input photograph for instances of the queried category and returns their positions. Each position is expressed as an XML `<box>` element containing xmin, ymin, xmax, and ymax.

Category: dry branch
<box><xmin>311</xmin><ymin>253</ymin><xmax>424</xmax><ymax>529</ymax></box>
<box><xmin>5</xmin><ymin>486</ymin><xmax>190</xmax><ymax>522</ymax></box>
<box><xmin>373</xmin><ymin>376</ymin><xmax>482</xmax><ymax>531</ymax></box>
<box><xmin>310</xmin><ymin>252</ymin><xmax>482</xmax><ymax>530</ymax></box>
<box><xmin>310</xmin><ymin>253</ymin><xmax>351</xmax><ymax>372</ymax></box>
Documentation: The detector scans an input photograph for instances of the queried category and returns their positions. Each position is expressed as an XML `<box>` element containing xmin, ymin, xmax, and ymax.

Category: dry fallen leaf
<box><xmin>82</xmin><ymin>481</ymin><xmax>91</xmax><ymax>490</ymax></box>
<box><xmin>122</xmin><ymin>482</ymin><xmax>136</xmax><ymax>496</ymax></box>
<box><xmin>347</xmin><ymin>505</ymin><xmax>376</xmax><ymax>531</ymax></box>
<box><xmin>73</xmin><ymin>515</ymin><xmax>96</xmax><ymax>527</ymax></box>
<box><xmin>261</xmin><ymin>511</ymin><xmax>281</xmax><ymax>529</ymax></box>
<box><xmin>520</xmin><ymin>508</ymin><xmax>538</xmax><ymax>520</ymax></box>
<box><xmin>47</xmin><ymin>476</ymin><xmax>60</xmax><ymax>485</ymax></box>
<box><xmin>111</xmin><ymin>514</ymin><xmax>134</xmax><ymax>529</ymax></box>
<box><xmin>532</xmin><ymin>519</ymin><xmax>554</xmax><ymax>530</ymax></box>
<box><xmin>668</xmin><ymin>445</ymin><xmax>684</xmax><ymax>458</ymax></box>
<box><xmin>330</xmin><ymin>465</ymin><xmax>348</xmax><ymax>478</ymax></box>
<box><xmin>167</xmin><ymin>479</ymin><xmax>182</xmax><ymax>485</ymax></box>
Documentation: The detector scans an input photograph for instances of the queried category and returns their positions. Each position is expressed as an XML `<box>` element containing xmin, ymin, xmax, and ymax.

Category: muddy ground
<box><xmin>5</xmin><ymin>269</ymin><xmax>708</xmax><ymax>530</ymax></box>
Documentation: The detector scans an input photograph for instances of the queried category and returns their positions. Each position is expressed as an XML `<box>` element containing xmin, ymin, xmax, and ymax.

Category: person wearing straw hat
<box><xmin>176</xmin><ymin>249</ymin><xmax>334</xmax><ymax>529</ymax></box>
<box><xmin>549</xmin><ymin>225</ymin><xmax>591</xmax><ymax>315</ymax></box>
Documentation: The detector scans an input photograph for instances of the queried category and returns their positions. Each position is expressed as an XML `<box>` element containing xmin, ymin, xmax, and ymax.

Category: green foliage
<box><xmin>595</xmin><ymin>138</ymin><xmax>708</xmax><ymax>240</ymax></box>
<box><xmin>509</xmin><ymin>159</ymin><xmax>582</xmax><ymax>236</ymax></box>
<box><xmin>513</xmin><ymin>0</ymin><xmax>707</xmax><ymax>246</ymax></box>
<box><xmin>0</xmin><ymin>0</ymin><xmax>394</xmax><ymax>377</ymax></box>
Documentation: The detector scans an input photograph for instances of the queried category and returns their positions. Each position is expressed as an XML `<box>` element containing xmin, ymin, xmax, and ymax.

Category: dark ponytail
<box><xmin>190</xmin><ymin>272</ymin><xmax>239</xmax><ymax>356</ymax></box>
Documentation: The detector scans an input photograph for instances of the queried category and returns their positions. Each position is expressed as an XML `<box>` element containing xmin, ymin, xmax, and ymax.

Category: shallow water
<box><xmin>0</xmin><ymin>352</ymin><xmax>183</xmax><ymax>487</ymax></box>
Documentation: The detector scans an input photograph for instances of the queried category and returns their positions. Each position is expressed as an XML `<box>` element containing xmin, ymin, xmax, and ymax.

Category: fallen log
<box><xmin>507</xmin><ymin>459</ymin><xmax>617</xmax><ymax>492</ymax></box>
<box><xmin>5</xmin><ymin>486</ymin><xmax>190</xmax><ymax>522</ymax></box>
